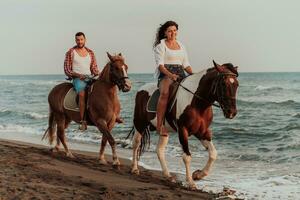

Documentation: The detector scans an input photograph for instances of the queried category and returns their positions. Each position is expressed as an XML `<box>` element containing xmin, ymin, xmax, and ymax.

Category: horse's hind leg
<box><xmin>56</xmin><ymin>117</ymin><xmax>74</xmax><ymax>158</ymax></box>
<box><xmin>131</xmin><ymin>130</ymin><xmax>142</xmax><ymax>174</ymax></box>
<box><xmin>53</xmin><ymin>118</ymin><xmax>71</xmax><ymax>152</ymax></box>
<box><xmin>51</xmin><ymin>137</ymin><xmax>61</xmax><ymax>153</ymax></box>
<box><xmin>98</xmin><ymin>135</ymin><xmax>108</xmax><ymax>165</ymax></box>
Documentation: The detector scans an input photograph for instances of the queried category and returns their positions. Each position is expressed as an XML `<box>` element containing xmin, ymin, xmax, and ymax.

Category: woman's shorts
<box><xmin>157</xmin><ymin>64</ymin><xmax>186</xmax><ymax>87</ymax></box>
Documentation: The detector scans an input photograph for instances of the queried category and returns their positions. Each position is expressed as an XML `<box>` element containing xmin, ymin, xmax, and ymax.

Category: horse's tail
<box><xmin>139</xmin><ymin>126</ymin><xmax>151</xmax><ymax>159</ymax></box>
<box><xmin>42</xmin><ymin>107</ymin><xmax>56</xmax><ymax>145</ymax></box>
<box><xmin>126</xmin><ymin>125</ymin><xmax>151</xmax><ymax>160</ymax></box>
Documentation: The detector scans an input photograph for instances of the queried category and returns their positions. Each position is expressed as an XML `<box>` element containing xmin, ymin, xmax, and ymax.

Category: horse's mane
<box><xmin>99</xmin><ymin>62</ymin><xmax>111</xmax><ymax>82</ymax></box>
<box><xmin>207</xmin><ymin>63</ymin><xmax>238</xmax><ymax>76</ymax></box>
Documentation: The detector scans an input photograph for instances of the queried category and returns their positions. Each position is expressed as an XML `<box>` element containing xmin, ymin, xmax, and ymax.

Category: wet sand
<box><xmin>0</xmin><ymin>139</ymin><xmax>215</xmax><ymax>200</ymax></box>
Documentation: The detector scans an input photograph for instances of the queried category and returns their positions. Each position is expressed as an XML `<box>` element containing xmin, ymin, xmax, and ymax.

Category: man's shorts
<box><xmin>72</xmin><ymin>78</ymin><xmax>88</xmax><ymax>93</ymax></box>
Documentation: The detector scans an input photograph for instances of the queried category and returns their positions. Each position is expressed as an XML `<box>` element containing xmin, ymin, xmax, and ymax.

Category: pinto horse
<box><xmin>43</xmin><ymin>53</ymin><xmax>131</xmax><ymax>166</ymax></box>
<box><xmin>127</xmin><ymin>61</ymin><xmax>238</xmax><ymax>189</ymax></box>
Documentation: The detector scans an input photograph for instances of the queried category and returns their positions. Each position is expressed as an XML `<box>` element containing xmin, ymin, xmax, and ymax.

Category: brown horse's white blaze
<box><xmin>122</xmin><ymin>65</ymin><xmax>132</xmax><ymax>91</ymax></box>
<box><xmin>43</xmin><ymin>52</ymin><xmax>131</xmax><ymax>166</ymax></box>
<box><xmin>128</xmin><ymin>61</ymin><xmax>239</xmax><ymax>189</ymax></box>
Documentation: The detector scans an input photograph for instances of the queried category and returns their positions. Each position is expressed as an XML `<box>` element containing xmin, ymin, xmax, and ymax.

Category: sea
<box><xmin>0</xmin><ymin>72</ymin><xmax>299</xmax><ymax>199</ymax></box>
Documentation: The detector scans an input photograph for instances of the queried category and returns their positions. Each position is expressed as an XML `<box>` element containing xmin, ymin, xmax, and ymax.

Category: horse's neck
<box><xmin>190</xmin><ymin>72</ymin><xmax>216</xmax><ymax>111</ymax></box>
<box><xmin>175</xmin><ymin>71</ymin><xmax>206</xmax><ymax>118</ymax></box>
<box><xmin>94</xmin><ymin>79</ymin><xmax>118</xmax><ymax>94</ymax></box>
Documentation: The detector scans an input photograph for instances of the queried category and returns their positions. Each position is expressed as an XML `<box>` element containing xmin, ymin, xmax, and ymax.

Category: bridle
<box><xmin>177</xmin><ymin>71</ymin><xmax>237</xmax><ymax>109</ymax></box>
<box><xmin>109</xmin><ymin>62</ymin><xmax>129</xmax><ymax>88</ymax></box>
<box><xmin>210</xmin><ymin>72</ymin><xmax>238</xmax><ymax>110</ymax></box>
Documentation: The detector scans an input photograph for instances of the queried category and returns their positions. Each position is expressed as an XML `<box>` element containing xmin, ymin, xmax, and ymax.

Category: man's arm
<box><xmin>90</xmin><ymin>51</ymin><xmax>99</xmax><ymax>75</ymax></box>
<box><xmin>64</xmin><ymin>50</ymin><xmax>74</xmax><ymax>78</ymax></box>
<box><xmin>64</xmin><ymin>49</ymin><xmax>83</xmax><ymax>79</ymax></box>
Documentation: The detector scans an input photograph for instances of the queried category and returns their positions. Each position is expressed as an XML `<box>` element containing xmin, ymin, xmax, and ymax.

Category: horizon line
<box><xmin>1</xmin><ymin>71</ymin><xmax>300</xmax><ymax>76</ymax></box>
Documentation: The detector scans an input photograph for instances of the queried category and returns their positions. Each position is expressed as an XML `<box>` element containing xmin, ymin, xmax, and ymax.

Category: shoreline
<box><xmin>0</xmin><ymin>137</ymin><xmax>220</xmax><ymax>199</ymax></box>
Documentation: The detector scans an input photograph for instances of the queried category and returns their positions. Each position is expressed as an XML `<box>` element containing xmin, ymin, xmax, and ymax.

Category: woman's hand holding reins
<box><xmin>168</xmin><ymin>73</ymin><xmax>179</xmax><ymax>81</ymax></box>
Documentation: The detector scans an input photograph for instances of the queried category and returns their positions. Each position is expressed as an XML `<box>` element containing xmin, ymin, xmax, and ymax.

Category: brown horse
<box><xmin>43</xmin><ymin>52</ymin><xmax>131</xmax><ymax>166</ymax></box>
<box><xmin>127</xmin><ymin>61</ymin><xmax>238</xmax><ymax>189</ymax></box>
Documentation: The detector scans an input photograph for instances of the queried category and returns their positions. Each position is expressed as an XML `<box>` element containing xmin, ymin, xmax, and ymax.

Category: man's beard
<box><xmin>77</xmin><ymin>44</ymin><xmax>85</xmax><ymax>48</ymax></box>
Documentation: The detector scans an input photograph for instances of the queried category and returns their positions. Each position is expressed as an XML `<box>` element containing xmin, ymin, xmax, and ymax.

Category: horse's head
<box><xmin>101</xmin><ymin>52</ymin><xmax>132</xmax><ymax>92</ymax></box>
<box><xmin>211</xmin><ymin>60</ymin><xmax>239</xmax><ymax>119</ymax></box>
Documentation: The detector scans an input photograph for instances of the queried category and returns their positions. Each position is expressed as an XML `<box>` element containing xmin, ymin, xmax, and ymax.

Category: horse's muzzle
<box><xmin>121</xmin><ymin>79</ymin><xmax>132</xmax><ymax>92</ymax></box>
<box><xmin>224</xmin><ymin>109</ymin><xmax>237</xmax><ymax>119</ymax></box>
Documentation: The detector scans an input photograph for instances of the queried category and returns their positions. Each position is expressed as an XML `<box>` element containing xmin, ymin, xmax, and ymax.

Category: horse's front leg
<box><xmin>178</xmin><ymin>125</ymin><xmax>197</xmax><ymax>190</ymax></box>
<box><xmin>193</xmin><ymin>130</ymin><xmax>217</xmax><ymax>180</ymax></box>
<box><xmin>98</xmin><ymin>135</ymin><xmax>108</xmax><ymax>165</ymax></box>
<box><xmin>96</xmin><ymin>118</ymin><xmax>120</xmax><ymax>166</ymax></box>
<box><xmin>156</xmin><ymin>133</ymin><xmax>176</xmax><ymax>182</ymax></box>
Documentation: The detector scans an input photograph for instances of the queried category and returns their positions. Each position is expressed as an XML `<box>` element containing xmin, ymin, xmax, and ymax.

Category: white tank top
<box><xmin>72</xmin><ymin>50</ymin><xmax>91</xmax><ymax>75</ymax></box>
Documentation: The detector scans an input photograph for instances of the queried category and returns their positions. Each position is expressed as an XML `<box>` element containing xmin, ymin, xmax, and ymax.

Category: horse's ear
<box><xmin>118</xmin><ymin>53</ymin><xmax>122</xmax><ymax>57</ymax></box>
<box><xmin>213</xmin><ymin>60</ymin><xmax>222</xmax><ymax>72</ymax></box>
<box><xmin>107</xmin><ymin>52</ymin><xmax>113</xmax><ymax>61</ymax></box>
<box><xmin>234</xmin><ymin>66</ymin><xmax>239</xmax><ymax>76</ymax></box>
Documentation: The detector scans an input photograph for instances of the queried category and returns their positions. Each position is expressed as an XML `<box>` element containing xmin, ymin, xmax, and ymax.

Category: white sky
<box><xmin>0</xmin><ymin>0</ymin><xmax>299</xmax><ymax>75</ymax></box>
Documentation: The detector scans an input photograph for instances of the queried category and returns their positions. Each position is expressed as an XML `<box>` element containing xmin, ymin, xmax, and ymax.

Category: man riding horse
<box><xmin>63</xmin><ymin>32</ymin><xmax>122</xmax><ymax>130</ymax></box>
<box><xmin>63</xmin><ymin>32</ymin><xmax>99</xmax><ymax>130</ymax></box>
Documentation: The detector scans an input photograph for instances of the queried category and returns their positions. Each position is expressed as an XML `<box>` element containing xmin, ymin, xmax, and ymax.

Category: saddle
<box><xmin>146</xmin><ymin>81</ymin><xmax>180</xmax><ymax>113</ymax></box>
<box><xmin>63</xmin><ymin>80</ymin><xmax>95</xmax><ymax>112</ymax></box>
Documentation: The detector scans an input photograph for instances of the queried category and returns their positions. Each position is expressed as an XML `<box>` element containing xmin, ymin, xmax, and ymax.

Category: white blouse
<box><xmin>154</xmin><ymin>39</ymin><xmax>190</xmax><ymax>78</ymax></box>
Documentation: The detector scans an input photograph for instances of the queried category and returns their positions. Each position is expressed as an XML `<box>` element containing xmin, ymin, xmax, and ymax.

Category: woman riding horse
<box><xmin>128</xmin><ymin>61</ymin><xmax>239</xmax><ymax>189</ymax></box>
<box><xmin>154</xmin><ymin>21</ymin><xmax>193</xmax><ymax>137</ymax></box>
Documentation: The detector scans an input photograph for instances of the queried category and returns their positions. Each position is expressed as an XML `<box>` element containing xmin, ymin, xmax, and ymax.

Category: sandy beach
<box><xmin>0</xmin><ymin>139</ymin><xmax>217</xmax><ymax>200</ymax></box>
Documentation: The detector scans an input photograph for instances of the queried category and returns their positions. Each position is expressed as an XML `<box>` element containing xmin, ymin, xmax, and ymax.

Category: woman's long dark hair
<box><xmin>153</xmin><ymin>21</ymin><xmax>178</xmax><ymax>48</ymax></box>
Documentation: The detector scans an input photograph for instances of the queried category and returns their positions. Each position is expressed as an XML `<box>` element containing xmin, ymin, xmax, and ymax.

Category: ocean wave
<box><xmin>0</xmin><ymin>80</ymin><xmax>63</xmax><ymax>87</ymax></box>
<box><xmin>228</xmin><ymin>153</ymin><xmax>261</xmax><ymax>161</ymax></box>
<box><xmin>275</xmin><ymin>144</ymin><xmax>300</xmax><ymax>152</ymax></box>
<box><xmin>24</xmin><ymin>112</ymin><xmax>48</xmax><ymax>119</ymax></box>
<box><xmin>254</xmin><ymin>85</ymin><xmax>284</xmax><ymax>91</ymax></box>
<box><xmin>292</xmin><ymin>113</ymin><xmax>300</xmax><ymax>118</ymax></box>
<box><xmin>0</xmin><ymin>109</ymin><xmax>48</xmax><ymax>120</ymax></box>
<box><xmin>276</xmin><ymin>123</ymin><xmax>300</xmax><ymax>131</ymax></box>
<box><xmin>237</xmin><ymin>99</ymin><xmax>300</xmax><ymax>106</ymax></box>
<box><xmin>0</xmin><ymin>124</ymin><xmax>39</xmax><ymax>135</ymax></box>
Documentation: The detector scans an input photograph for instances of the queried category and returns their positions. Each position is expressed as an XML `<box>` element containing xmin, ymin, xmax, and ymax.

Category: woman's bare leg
<box><xmin>156</xmin><ymin>78</ymin><xmax>173</xmax><ymax>136</ymax></box>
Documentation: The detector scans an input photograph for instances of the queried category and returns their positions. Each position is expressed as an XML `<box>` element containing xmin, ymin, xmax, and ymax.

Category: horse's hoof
<box><xmin>192</xmin><ymin>170</ymin><xmax>207</xmax><ymax>181</ymax></box>
<box><xmin>167</xmin><ymin>175</ymin><xmax>177</xmax><ymax>183</ymax></box>
<box><xmin>112</xmin><ymin>159</ymin><xmax>121</xmax><ymax>166</ymax></box>
<box><xmin>66</xmin><ymin>152</ymin><xmax>75</xmax><ymax>158</ymax></box>
<box><xmin>50</xmin><ymin>148</ymin><xmax>55</xmax><ymax>153</ymax></box>
<box><xmin>187</xmin><ymin>183</ymin><xmax>198</xmax><ymax>191</ymax></box>
<box><xmin>113</xmin><ymin>164</ymin><xmax>121</xmax><ymax>170</ymax></box>
<box><xmin>98</xmin><ymin>159</ymin><xmax>108</xmax><ymax>165</ymax></box>
<box><xmin>131</xmin><ymin>168</ymin><xmax>140</xmax><ymax>175</ymax></box>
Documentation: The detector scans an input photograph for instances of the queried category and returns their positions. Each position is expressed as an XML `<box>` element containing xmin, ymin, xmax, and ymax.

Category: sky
<box><xmin>0</xmin><ymin>0</ymin><xmax>299</xmax><ymax>75</ymax></box>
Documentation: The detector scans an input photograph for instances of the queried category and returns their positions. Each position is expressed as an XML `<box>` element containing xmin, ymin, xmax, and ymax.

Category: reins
<box><xmin>175</xmin><ymin>71</ymin><xmax>237</xmax><ymax>108</ymax></box>
<box><xmin>175</xmin><ymin>80</ymin><xmax>220</xmax><ymax>108</ymax></box>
